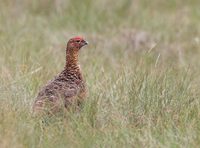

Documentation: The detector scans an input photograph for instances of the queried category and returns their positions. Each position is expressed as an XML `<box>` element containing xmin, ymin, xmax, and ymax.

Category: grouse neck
<box><xmin>65</xmin><ymin>49</ymin><xmax>80</xmax><ymax>70</ymax></box>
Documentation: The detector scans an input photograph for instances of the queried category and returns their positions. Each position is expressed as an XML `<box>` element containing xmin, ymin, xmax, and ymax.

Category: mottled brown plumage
<box><xmin>32</xmin><ymin>36</ymin><xmax>88</xmax><ymax>115</ymax></box>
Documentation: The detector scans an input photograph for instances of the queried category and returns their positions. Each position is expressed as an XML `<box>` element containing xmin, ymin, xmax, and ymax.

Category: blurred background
<box><xmin>0</xmin><ymin>0</ymin><xmax>200</xmax><ymax>147</ymax></box>
<box><xmin>0</xmin><ymin>0</ymin><xmax>200</xmax><ymax>71</ymax></box>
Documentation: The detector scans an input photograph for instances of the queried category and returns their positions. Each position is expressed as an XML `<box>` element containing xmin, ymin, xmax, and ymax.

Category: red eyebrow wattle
<box><xmin>73</xmin><ymin>36</ymin><xmax>83</xmax><ymax>40</ymax></box>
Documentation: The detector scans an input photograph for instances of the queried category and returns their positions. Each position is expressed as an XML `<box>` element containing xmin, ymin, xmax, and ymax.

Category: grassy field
<box><xmin>0</xmin><ymin>0</ymin><xmax>200</xmax><ymax>147</ymax></box>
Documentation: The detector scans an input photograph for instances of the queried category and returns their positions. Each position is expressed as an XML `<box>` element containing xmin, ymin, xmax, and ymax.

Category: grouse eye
<box><xmin>76</xmin><ymin>40</ymin><xmax>80</xmax><ymax>43</ymax></box>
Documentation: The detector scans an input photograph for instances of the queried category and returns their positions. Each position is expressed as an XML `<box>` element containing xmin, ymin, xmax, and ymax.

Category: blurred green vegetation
<box><xmin>0</xmin><ymin>0</ymin><xmax>200</xmax><ymax>147</ymax></box>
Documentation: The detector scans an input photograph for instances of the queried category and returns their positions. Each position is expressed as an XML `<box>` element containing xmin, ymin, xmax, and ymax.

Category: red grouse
<box><xmin>33</xmin><ymin>36</ymin><xmax>88</xmax><ymax>115</ymax></box>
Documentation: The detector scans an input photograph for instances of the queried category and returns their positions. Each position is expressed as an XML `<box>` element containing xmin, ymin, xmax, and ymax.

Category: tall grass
<box><xmin>0</xmin><ymin>0</ymin><xmax>200</xmax><ymax>147</ymax></box>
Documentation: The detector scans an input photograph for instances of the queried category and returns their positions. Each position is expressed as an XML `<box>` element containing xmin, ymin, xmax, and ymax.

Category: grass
<box><xmin>0</xmin><ymin>0</ymin><xmax>200</xmax><ymax>147</ymax></box>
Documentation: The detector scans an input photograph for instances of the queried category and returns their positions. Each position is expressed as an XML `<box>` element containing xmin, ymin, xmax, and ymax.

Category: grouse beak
<box><xmin>81</xmin><ymin>40</ymin><xmax>89</xmax><ymax>47</ymax></box>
